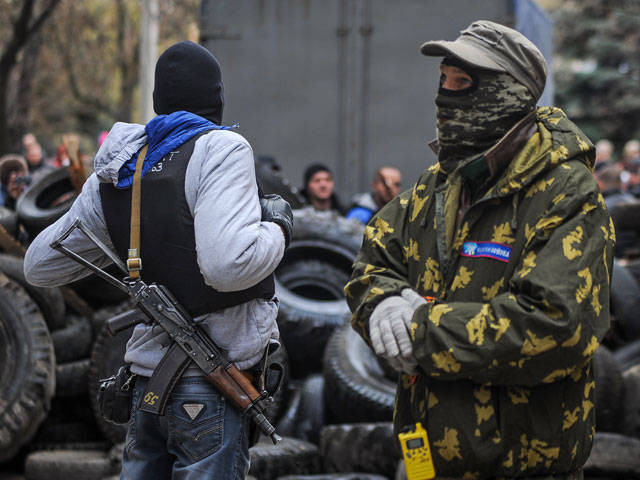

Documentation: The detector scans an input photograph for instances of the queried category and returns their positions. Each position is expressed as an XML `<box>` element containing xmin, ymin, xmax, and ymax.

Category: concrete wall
<box><xmin>200</xmin><ymin>0</ymin><xmax>528</xmax><ymax>201</ymax></box>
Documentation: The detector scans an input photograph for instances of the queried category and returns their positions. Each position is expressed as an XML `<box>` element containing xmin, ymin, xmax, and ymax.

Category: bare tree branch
<box><xmin>53</xmin><ymin>24</ymin><xmax>115</xmax><ymax>118</ymax></box>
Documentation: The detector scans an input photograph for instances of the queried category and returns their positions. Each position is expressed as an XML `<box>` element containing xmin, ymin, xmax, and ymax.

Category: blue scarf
<box><xmin>117</xmin><ymin>111</ymin><xmax>235</xmax><ymax>188</ymax></box>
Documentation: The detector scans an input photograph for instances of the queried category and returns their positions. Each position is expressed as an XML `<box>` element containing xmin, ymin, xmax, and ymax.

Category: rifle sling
<box><xmin>127</xmin><ymin>145</ymin><xmax>147</xmax><ymax>279</ymax></box>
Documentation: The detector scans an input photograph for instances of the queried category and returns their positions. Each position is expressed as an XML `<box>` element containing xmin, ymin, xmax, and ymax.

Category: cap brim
<box><xmin>420</xmin><ymin>39</ymin><xmax>505</xmax><ymax>72</ymax></box>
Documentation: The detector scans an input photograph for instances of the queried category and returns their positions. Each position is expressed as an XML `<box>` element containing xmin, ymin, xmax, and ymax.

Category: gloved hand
<box><xmin>369</xmin><ymin>289</ymin><xmax>427</xmax><ymax>374</ymax></box>
<box><xmin>260</xmin><ymin>194</ymin><xmax>293</xmax><ymax>248</ymax></box>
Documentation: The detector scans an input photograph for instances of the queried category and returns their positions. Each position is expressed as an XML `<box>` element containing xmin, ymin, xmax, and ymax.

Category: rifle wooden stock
<box><xmin>206</xmin><ymin>364</ymin><xmax>261</xmax><ymax>411</ymax></box>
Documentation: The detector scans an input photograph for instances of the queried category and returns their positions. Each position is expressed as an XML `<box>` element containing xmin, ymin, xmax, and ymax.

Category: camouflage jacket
<box><xmin>345</xmin><ymin>107</ymin><xmax>615</xmax><ymax>479</ymax></box>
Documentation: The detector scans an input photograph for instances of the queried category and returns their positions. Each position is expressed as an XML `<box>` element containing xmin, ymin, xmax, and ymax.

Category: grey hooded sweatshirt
<box><xmin>24</xmin><ymin>123</ymin><xmax>285</xmax><ymax>376</ymax></box>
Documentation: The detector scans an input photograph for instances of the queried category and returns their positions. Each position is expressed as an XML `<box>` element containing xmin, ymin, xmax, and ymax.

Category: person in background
<box><xmin>0</xmin><ymin>154</ymin><xmax>30</xmax><ymax>209</ymax></box>
<box><xmin>51</xmin><ymin>144</ymin><xmax>70</xmax><ymax>168</ymax></box>
<box><xmin>594</xmin><ymin>139</ymin><xmax>614</xmax><ymax>169</ymax></box>
<box><xmin>596</xmin><ymin>163</ymin><xmax>637</xmax><ymax>211</ymax></box>
<box><xmin>346</xmin><ymin>166</ymin><xmax>402</xmax><ymax>224</ymax></box>
<box><xmin>300</xmin><ymin>163</ymin><xmax>345</xmax><ymax>214</ymax></box>
<box><xmin>24</xmin><ymin>141</ymin><xmax>53</xmax><ymax>183</ymax></box>
<box><xmin>595</xmin><ymin>163</ymin><xmax>639</xmax><ymax>258</ymax></box>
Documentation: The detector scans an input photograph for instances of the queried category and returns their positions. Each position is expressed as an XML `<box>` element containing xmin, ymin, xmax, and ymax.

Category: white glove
<box><xmin>369</xmin><ymin>289</ymin><xmax>427</xmax><ymax>374</ymax></box>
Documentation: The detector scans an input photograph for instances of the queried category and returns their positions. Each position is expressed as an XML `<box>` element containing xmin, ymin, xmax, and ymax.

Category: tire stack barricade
<box><xmin>2</xmin><ymin>159</ymin><xmax>640</xmax><ymax>478</ymax></box>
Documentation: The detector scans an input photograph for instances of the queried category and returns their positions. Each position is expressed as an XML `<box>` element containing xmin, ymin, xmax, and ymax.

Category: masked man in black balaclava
<box><xmin>24</xmin><ymin>41</ymin><xmax>293</xmax><ymax>479</ymax></box>
<box><xmin>345</xmin><ymin>21</ymin><xmax>614</xmax><ymax>480</ymax></box>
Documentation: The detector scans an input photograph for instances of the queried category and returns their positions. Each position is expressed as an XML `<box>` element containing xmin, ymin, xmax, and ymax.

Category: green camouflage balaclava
<box><xmin>435</xmin><ymin>57</ymin><xmax>536</xmax><ymax>173</ymax></box>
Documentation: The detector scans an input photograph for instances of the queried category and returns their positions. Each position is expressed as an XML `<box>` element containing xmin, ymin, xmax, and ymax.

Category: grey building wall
<box><xmin>200</xmin><ymin>1</ymin><xmax>550</xmax><ymax>202</ymax></box>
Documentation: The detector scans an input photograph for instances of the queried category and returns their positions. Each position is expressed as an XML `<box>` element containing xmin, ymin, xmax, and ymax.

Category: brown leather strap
<box><xmin>127</xmin><ymin>145</ymin><xmax>147</xmax><ymax>278</ymax></box>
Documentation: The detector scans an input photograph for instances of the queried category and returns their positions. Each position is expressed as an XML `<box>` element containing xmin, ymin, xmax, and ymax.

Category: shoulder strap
<box><xmin>127</xmin><ymin>145</ymin><xmax>148</xmax><ymax>278</ymax></box>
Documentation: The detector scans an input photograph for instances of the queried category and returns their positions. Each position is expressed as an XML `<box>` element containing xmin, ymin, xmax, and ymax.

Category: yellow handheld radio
<box><xmin>398</xmin><ymin>422</ymin><xmax>436</xmax><ymax>480</ymax></box>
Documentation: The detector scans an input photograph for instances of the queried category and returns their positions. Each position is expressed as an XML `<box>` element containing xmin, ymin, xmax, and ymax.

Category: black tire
<box><xmin>276</xmin><ymin>280</ymin><xmax>351</xmax><ymax>379</ymax></box>
<box><xmin>276</xmin><ymin>384</ymin><xmax>303</xmax><ymax>439</ymax></box>
<box><xmin>621</xmin><ymin>364</ymin><xmax>640</xmax><ymax>439</ymax></box>
<box><xmin>277</xmin><ymin>475</ymin><xmax>388</xmax><ymax>480</ymax></box>
<box><xmin>277</xmin><ymin>259</ymin><xmax>350</xmax><ymax>301</ymax></box>
<box><xmin>293</xmin><ymin>375</ymin><xmax>325</xmax><ymax>444</ymax></box>
<box><xmin>584</xmin><ymin>432</ymin><xmax>640</xmax><ymax>477</ymax></box>
<box><xmin>319</xmin><ymin>423</ymin><xmax>398</xmax><ymax>478</ymax></box>
<box><xmin>255</xmin><ymin>156</ymin><xmax>304</xmax><ymax>210</ymax></box>
<box><xmin>613</xmin><ymin>339</ymin><xmax>640</xmax><ymax>371</ymax></box>
<box><xmin>24</xmin><ymin>449</ymin><xmax>114</xmax><ymax>480</ymax></box>
<box><xmin>0</xmin><ymin>206</ymin><xmax>19</xmax><ymax>239</ymax></box>
<box><xmin>51</xmin><ymin>315</ymin><xmax>93</xmax><ymax>363</ymax></box>
<box><xmin>68</xmin><ymin>265</ymin><xmax>130</xmax><ymax>309</ymax></box>
<box><xmin>249</xmin><ymin>436</ymin><xmax>320</xmax><ymax>480</ymax></box>
<box><xmin>88</xmin><ymin>314</ymin><xmax>139</xmax><ymax>444</ymax></box>
<box><xmin>0</xmin><ymin>254</ymin><xmax>66</xmax><ymax>331</ymax></box>
<box><xmin>31</xmin><ymin>395</ymin><xmax>102</xmax><ymax>446</ymax></box>
<box><xmin>16</xmin><ymin>168</ymin><xmax>77</xmax><ymax>239</ymax></box>
<box><xmin>627</xmin><ymin>258</ymin><xmax>640</xmax><ymax>285</ymax></box>
<box><xmin>275</xmin><ymin>209</ymin><xmax>364</xmax><ymax>378</ymax></box>
<box><xmin>610</xmin><ymin>260</ymin><xmax>640</xmax><ymax>344</ymax></box>
<box><xmin>55</xmin><ymin>359</ymin><xmax>90</xmax><ymax>397</ymax></box>
<box><xmin>91</xmin><ymin>300</ymin><xmax>137</xmax><ymax>332</ymax></box>
<box><xmin>0</xmin><ymin>277</ymin><xmax>55</xmax><ymax>463</ymax></box>
<box><xmin>593</xmin><ymin>345</ymin><xmax>625</xmax><ymax>433</ymax></box>
<box><xmin>322</xmin><ymin>325</ymin><xmax>396</xmax><ymax>423</ymax></box>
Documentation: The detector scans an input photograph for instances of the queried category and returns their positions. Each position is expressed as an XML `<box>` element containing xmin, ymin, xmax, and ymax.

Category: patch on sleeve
<box><xmin>461</xmin><ymin>241</ymin><xmax>511</xmax><ymax>263</ymax></box>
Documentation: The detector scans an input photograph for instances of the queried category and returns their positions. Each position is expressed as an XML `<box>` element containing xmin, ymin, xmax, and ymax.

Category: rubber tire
<box><xmin>276</xmin><ymin>279</ymin><xmax>350</xmax><ymax>379</ymax></box>
<box><xmin>255</xmin><ymin>155</ymin><xmax>304</xmax><ymax>210</ymax></box>
<box><xmin>293</xmin><ymin>375</ymin><xmax>325</xmax><ymax>445</ymax></box>
<box><xmin>275</xmin><ymin>209</ymin><xmax>363</xmax><ymax>378</ymax></box>
<box><xmin>277</xmin><ymin>259</ymin><xmax>350</xmax><ymax>301</ymax></box>
<box><xmin>91</xmin><ymin>300</ymin><xmax>137</xmax><ymax>332</ymax></box>
<box><xmin>593</xmin><ymin>345</ymin><xmax>625</xmax><ymax>433</ymax></box>
<box><xmin>0</xmin><ymin>277</ymin><xmax>55</xmax><ymax>463</ymax></box>
<box><xmin>51</xmin><ymin>315</ymin><xmax>93</xmax><ymax>363</ymax></box>
<box><xmin>16</xmin><ymin>168</ymin><xmax>77</xmax><ymax>239</ymax></box>
<box><xmin>319</xmin><ymin>423</ymin><xmax>398</xmax><ymax>478</ymax></box>
<box><xmin>88</xmin><ymin>317</ymin><xmax>139</xmax><ymax>445</ymax></box>
<box><xmin>277</xmin><ymin>475</ymin><xmax>388</xmax><ymax>480</ymax></box>
<box><xmin>24</xmin><ymin>449</ymin><xmax>114</xmax><ymax>480</ymax></box>
<box><xmin>0</xmin><ymin>254</ymin><xmax>66</xmax><ymax>332</ymax></box>
<box><xmin>0</xmin><ymin>206</ymin><xmax>19</xmax><ymax>239</ymax></box>
<box><xmin>626</xmin><ymin>258</ymin><xmax>640</xmax><ymax>285</ymax></box>
<box><xmin>31</xmin><ymin>394</ymin><xmax>102</xmax><ymax>446</ymax></box>
<box><xmin>276</xmin><ymin>384</ymin><xmax>303</xmax><ymax>439</ymax></box>
<box><xmin>322</xmin><ymin>325</ymin><xmax>396</xmax><ymax>423</ymax></box>
<box><xmin>55</xmin><ymin>359</ymin><xmax>90</xmax><ymax>397</ymax></box>
<box><xmin>610</xmin><ymin>260</ymin><xmax>640</xmax><ymax>343</ymax></box>
<box><xmin>584</xmin><ymin>432</ymin><xmax>640</xmax><ymax>477</ymax></box>
<box><xmin>249</xmin><ymin>436</ymin><xmax>320</xmax><ymax>480</ymax></box>
<box><xmin>621</xmin><ymin>364</ymin><xmax>640</xmax><ymax>439</ymax></box>
<box><xmin>68</xmin><ymin>265</ymin><xmax>129</xmax><ymax>309</ymax></box>
<box><xmin>614</xmin><ymin>339</ymin><xmax>640</xmax><ymax>371</ymax></box>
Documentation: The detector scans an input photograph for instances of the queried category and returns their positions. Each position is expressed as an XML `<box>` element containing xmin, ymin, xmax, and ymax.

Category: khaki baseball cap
<box><xmin>420</xmin><ymin>20</ymin><xmax>547</xmax><ymax>100</ymax></box>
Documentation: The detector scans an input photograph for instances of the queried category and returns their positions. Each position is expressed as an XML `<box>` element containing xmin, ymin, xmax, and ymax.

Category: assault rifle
<box><xmin>51</xmin><ymin>218</ymin><xmax>281</xmax><ymax>444</ymax></box>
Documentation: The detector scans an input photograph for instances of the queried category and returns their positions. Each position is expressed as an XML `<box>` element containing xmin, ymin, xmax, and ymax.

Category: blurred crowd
<box><xmin>0</xmin><ymin>132</ymin><xmax>100</xmax><ymax>212</ymax></box>
<box><xmin>594</xmin><ymin>138</ymin><xmax>640</xmax><ymax>202</ymax></box>
<box><xmin>297</xmin><ymin>162</ymin><xmax>403</xmax><ymax>225</ymax></box>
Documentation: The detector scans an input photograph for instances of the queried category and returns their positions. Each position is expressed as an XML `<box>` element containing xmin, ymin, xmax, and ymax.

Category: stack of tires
<box><xmin>3</xmin><ymin>162</ymin><xmax>640</xmax><ymax>479</ymax></box>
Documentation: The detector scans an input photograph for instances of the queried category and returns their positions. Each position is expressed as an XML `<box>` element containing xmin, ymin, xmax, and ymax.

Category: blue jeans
<box><xmin>121</xmin><ymin>375</ymin><xmax>250</xmax><ymax>479</ymax></box>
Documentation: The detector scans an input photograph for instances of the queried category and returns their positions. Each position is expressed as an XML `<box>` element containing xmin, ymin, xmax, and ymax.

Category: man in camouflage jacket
<box><xmin>345</xmin><ymin>21</ymin><xmax>614</xmax><ymax>479</ymax></box>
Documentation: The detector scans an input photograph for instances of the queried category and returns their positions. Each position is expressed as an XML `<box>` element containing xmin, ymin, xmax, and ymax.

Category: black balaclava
<box><xmin>435</xmin><ymin>57</ymin><xmax>536</xmax><ymax>173</ymax></box>
<box><xmin>153</xmin><ymin>41</ymin><xmax>224</xmax><ymax>124</ymax></box>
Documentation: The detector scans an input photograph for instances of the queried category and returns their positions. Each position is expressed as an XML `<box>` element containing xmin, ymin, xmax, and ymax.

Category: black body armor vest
<box><xmin>99</xmin><ymin>133</ymin><xmax>275</xmax><ymax>317</ymax></box>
